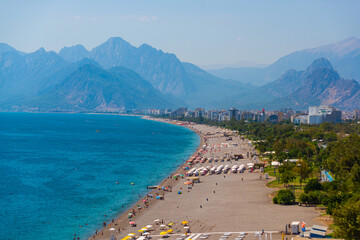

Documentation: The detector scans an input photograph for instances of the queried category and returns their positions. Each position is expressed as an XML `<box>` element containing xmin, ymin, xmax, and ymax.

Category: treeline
<box><xmin>158</xmin><ymin>115</ymin><xmax>360</xmax><ymax>239</ymax></box>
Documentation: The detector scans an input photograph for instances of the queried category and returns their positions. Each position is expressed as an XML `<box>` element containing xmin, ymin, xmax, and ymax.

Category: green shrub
<box><xmin>276</xmin><ymin>189</ymin><xmax>295</xmax><ymax>205</ymax></box>
<box><xmin>299</xmin><ymin>193</ymin><xmax>309</xmax><ymax>204</ymax></box>
<box><xmin>304</xmin><ymin>178</ymin><xmax>323</xmax><ymax>193</ymax></box>
<box><xmin>273</xmin><ymin>196</ymin><xmax>278</xmax><ymax>204</ymax></box>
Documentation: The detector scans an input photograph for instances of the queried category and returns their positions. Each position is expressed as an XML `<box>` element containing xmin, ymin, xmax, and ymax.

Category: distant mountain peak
<box><xmin>306</xmin><ymin>58</ymin><xmax>333</xmax><ymax>73</ymax></box>
<box><xmin>35</xmin><ymin>47</ymin><xmax>46</xmax><ymax>53</ymax></box>
<box><xmin>103</xmin><ymin>37</ymin><xmax>131</xmax><ymax>48</ymax></box>
<box><xmin>59</xmin><ymin>44</ymin><xmax>90</xmax><ymax>62</ymax></box>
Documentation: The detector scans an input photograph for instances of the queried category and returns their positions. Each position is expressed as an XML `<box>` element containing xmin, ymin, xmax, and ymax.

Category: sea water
<box><xmin>0</xmin><ymin>113</ymin><xmax>199</xmax><ymax>240</ymax></box>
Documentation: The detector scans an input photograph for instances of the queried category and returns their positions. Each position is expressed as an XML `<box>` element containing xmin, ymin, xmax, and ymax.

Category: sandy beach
<box><xmin>90</xmin><ymin>118</ymin><xmax>320</xmax><ymax>240</ymax></box>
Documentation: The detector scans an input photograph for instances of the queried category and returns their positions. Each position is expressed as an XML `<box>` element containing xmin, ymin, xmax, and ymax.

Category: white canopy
<box><xmin>271</xmin><ymin>161</ymin><xmax>280</xmax><ymax>166</ymax></box>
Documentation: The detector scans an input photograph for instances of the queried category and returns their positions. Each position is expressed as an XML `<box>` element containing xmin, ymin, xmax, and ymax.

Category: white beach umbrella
<box><xmin>109</xmin><ymin>228</ymin><xmax>115</xmax><ymax>231</ymax></box>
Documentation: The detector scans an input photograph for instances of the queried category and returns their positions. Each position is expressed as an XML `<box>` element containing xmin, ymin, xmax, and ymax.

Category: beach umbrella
<box><xmin>146</xmin><ymin>225</ymin><xmax>153</xmax><ymax>229</ymax></box>
<box><xmin>167</xmin><ymin>229</ymin><xmax>173</xmax><ymax>233</ymax></box>
<box><xmin>144</xmin><ymin>232</ymin><xmax>150</xmax><ymax>235</ymax></box>
<box><xmin>160</xmin><ymin>232</ymin><xmax>168</xmax><ymax>236</ymax></box>
<box><xmin>129</xmin><ymin>221</ymin><xmax>135</xmax><ymax>225</ymax></box>
<box><xmin>182</xmin><ymin>221</ymin><xmax>188</xmax><ymax>225</ymax></box>
<box><xmin>168</xmin><ymin>223</ymin><xmax>173</xmax><ymax>226</ymax></box>
<box><xmin>184</xmin><ymin>181</ymin><xmax>192</xmax><ymax>185</ymax></box>
<box><xmin>128</xmin><ymin>233</ymin><xmax>135</xmax><ymax>236</ymax></box>
<box><xmin>138</xmin><ymin>230</ymin><xmax>144</xmax><ymax>233</ymax></box>
<box><xmin>141</xmin><ymin>227</ymin><xmax>148</xmax><ymax>231</ymax></box>
<box><xmin>109</xmin><ymin>228</ymin><xmax>115</xmax><ymax>231</ymax></box>
<box><xmin>184</xmin><ymin>226</ymin><xmax>189</xmax><ymax>229</ymax></box>
<box><xmin>154</xmin><ymin>219</ymin><xmax>160</xmax><ymax>222</ymax></box>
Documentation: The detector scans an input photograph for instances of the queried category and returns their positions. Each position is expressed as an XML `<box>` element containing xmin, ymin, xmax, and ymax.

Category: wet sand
<box><xmin>91</xmin><ymin>118</ymin><xmax>319</xmax><ymax>240</ymax></box>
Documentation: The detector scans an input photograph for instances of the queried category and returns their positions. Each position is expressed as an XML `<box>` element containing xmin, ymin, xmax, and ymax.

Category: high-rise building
<box><xmin>354</xmin><ymin>109</ymin><xmax>360</xmax><ymax>120</ymax></box>
<box><xmin>229</xmin><ymin>108</ymin><xmax>239</xmax><ymax>121</ymax></box>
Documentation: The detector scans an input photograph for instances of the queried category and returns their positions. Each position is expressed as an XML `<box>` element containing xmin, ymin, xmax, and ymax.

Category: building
<box><xmin>172</xmin><ymin>107</ymin><xmax>187</xmax><ymax>117</ymax></box>
<box><xmin>194</xmin><ymin>108</ymin><xmax>206</xmax><ymax>118</ymax></box>
<box><xmin>354</xmin><ymin>109</ymin><xmax>360</xmax><ymax>120</ymax></box>
<box><xmin>229</xmin><ymin>108</ymin><xmax>239</xmax><ymax>121</ymax></box>
<box><xmin>292</xmin><ymin>114</ymin><xmax>309</xmax><ymax>124</ymax></box>
<box><xmin>207</xmin><ymin>110</ymin><xmax>219</xmax><ymax>121</ymax></box>
<box><xmin>308</xmin><ymin>105</ymin><xmax>342</xmax><ymax>124</ymax></box>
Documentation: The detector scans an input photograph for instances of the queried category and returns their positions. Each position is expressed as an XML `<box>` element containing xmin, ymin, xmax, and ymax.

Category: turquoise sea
<box><xmin>0</xmin><ymin>113</ymin><xmax>199</xmax><ymax>240</ymax></box>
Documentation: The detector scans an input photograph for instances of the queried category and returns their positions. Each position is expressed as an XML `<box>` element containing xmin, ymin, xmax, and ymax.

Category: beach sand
<box><xmin>91</xmin><ymin>118</ymin><xmax>320</xmax><ymax>240</ymax></box>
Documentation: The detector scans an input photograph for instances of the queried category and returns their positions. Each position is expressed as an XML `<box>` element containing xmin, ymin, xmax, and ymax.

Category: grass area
<box><xmin>265</xmin><ymin>166</ymin><xmax>308</xmax><ymax>201</ymax></box>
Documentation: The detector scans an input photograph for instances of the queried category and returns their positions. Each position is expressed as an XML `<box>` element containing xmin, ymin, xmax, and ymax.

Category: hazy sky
<box><xmin>1</xmin><ymin>0</ymin><xmax>359</xmax><ymax>66</ymax></box>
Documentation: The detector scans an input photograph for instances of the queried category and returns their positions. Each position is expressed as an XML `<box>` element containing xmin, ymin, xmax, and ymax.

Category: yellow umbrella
<box><xmin>182</xmin><ymin>221</ymin><xmax>188</xmax><ymax>225</ymax></box>
<box><xmin>160</xmin><ymin>231</ymin><xmax>168</xmax><ymax>235</ymax></box>
<box><xmin>167</xmin><ymin>229</ymin><xmax>173</xmax><ymax>233</ymax></box>
<box><xmin>168</xmin><ymin>223</ymin><xmax>174</xmax><ymax>226</ymax></box>
<box><xmin>141</xmin><ymin>227</ymin><xmax>148</xmax><ymax>231</ymax></box>
<box><xmin>138</xmin><ymin>230</ymin><xmax>144</xmax><ymax>233</ymax></box>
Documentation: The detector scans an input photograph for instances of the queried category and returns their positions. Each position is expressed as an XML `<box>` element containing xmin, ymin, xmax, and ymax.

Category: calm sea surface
<box><xmin>0</xmin><ymin>113</ymin><xmax>199</xmax><ymax>240</ymax></box>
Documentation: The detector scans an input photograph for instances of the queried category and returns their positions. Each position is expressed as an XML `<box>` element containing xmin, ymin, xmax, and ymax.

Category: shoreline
<box><xmin>88</xmin><ymin>116</ymin><xmax>204</xmax><ymax>239</ymax></box>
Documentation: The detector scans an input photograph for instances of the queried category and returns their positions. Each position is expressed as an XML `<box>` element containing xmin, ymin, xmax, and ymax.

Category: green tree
<box><xmin>333</xmin><ymin>200</ymin><xmax>360</xmax><ymax>240</ymax></box>
<box><xmin>296</xmin><ymin>159</ymin><xmax>311</xmax><ymax>188</ymax></box>
<box><xmin>276</xmin><ymin>189</ymin><xmax>295</xmax><ymax>205</ymax></box>
<box><xmin>278</xmin><ymin>163</ymin><xmax>296</xmax><ymax>186</ymax></box>
<box><xmin>304</xmin><ymin>178</ymin><xmax>323</xmax><ymax>193</ymax></box>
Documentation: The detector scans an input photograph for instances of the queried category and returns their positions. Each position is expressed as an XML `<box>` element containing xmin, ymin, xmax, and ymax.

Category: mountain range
<box><xmin>0</xmin><ymin>37</ymin><xmax>360</xmax><ymax>112</ymax></box>
<box><xmin>208</xmin><ymin>37</ymin><xmax>360</xmax><ymax>86</ymax></box>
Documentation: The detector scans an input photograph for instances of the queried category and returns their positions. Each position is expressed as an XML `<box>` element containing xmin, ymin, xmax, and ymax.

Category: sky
<box><xmin>1</xmin><ymin>0</ymin><xmax>359</xmax><ymax>66</ymax></box>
